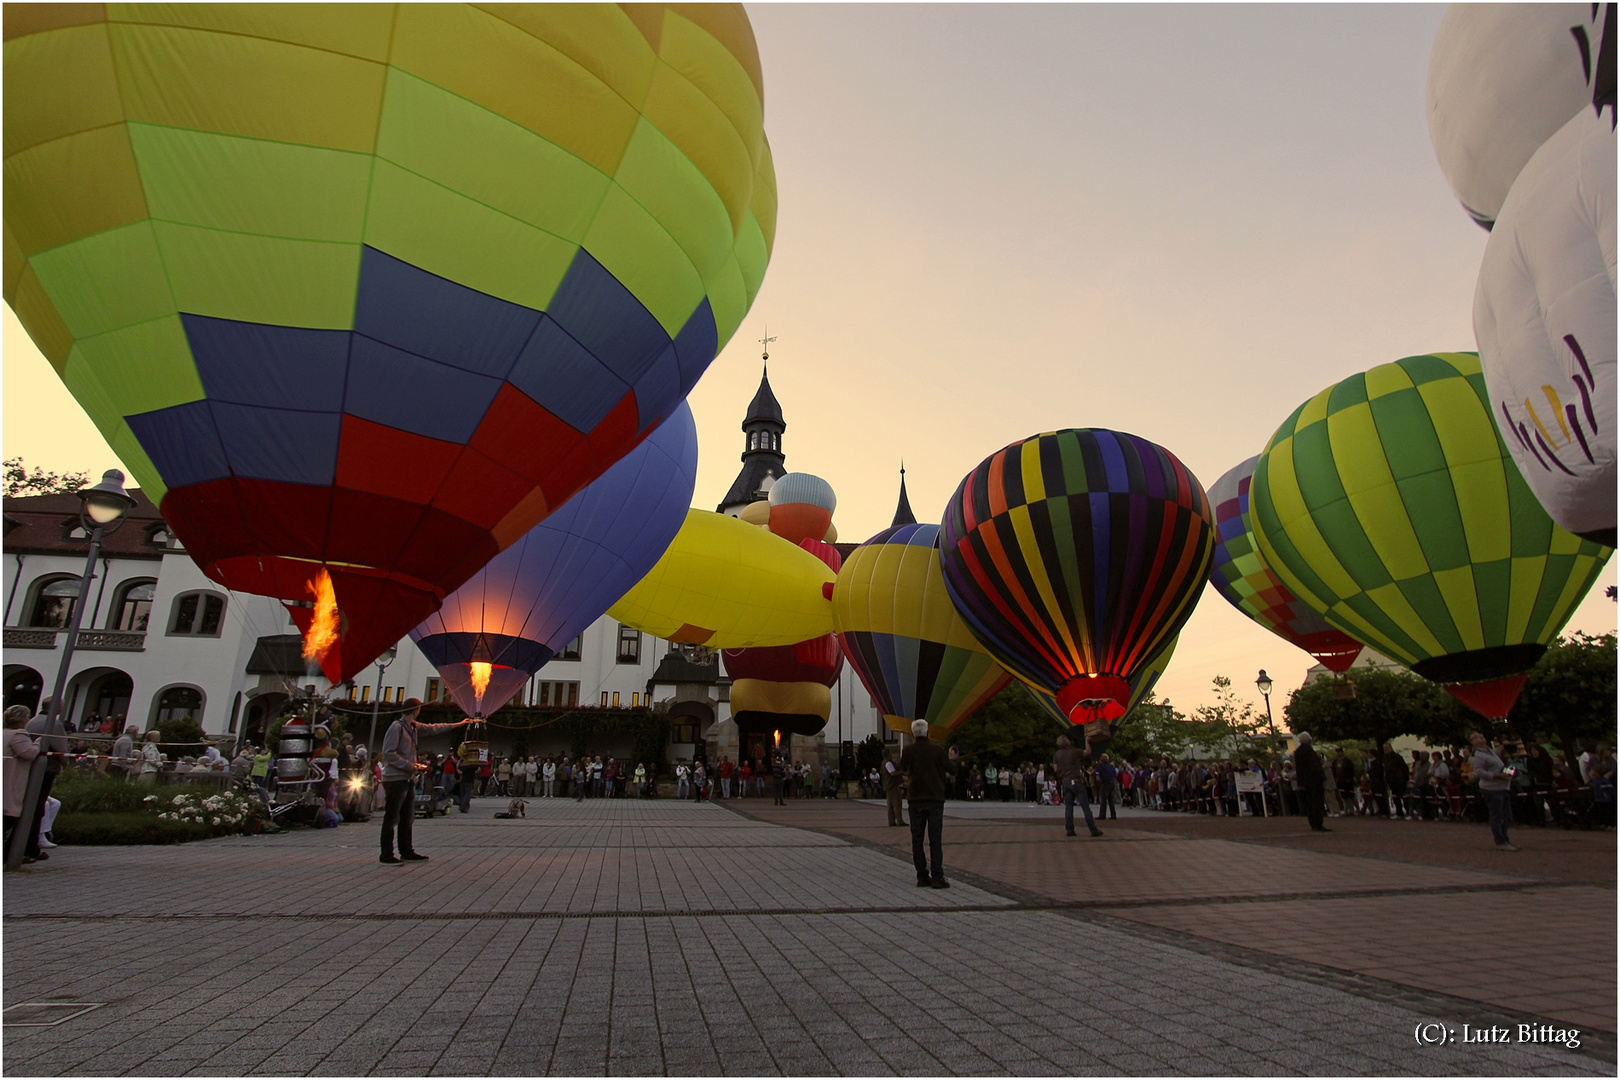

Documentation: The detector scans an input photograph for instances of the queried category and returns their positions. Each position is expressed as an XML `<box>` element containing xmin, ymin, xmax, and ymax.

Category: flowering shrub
<box><xmin>144</xmin><ymin>790</ymin><xmax>265</xmax><ymax>835</ymax></box>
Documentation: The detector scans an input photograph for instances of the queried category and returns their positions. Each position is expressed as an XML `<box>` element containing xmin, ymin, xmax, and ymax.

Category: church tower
<box><xmin>891</xmin><ymin>465</ymin><xmax>917</xmax><ymax>527</ymax></box>
<box><xmin>717</xmin><ymin>350</ymin><xmax>787</xmax><ymax>516</ymax></box>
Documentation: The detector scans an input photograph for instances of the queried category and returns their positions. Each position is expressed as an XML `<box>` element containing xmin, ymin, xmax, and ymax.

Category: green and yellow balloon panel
<box><xmin>1251</xmin><ymin>352</ymin><xmax>1611</xmax><ymax>718</ymax></box>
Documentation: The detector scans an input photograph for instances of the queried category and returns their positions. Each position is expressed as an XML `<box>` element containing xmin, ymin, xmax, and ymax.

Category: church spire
<box><xmin>891</xmin><ymin>463</ymin><xmax>917</xmax><ymax>527</ymax></box>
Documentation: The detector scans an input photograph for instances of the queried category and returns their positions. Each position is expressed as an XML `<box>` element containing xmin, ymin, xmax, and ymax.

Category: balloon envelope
<box><xmin>1250</xmin><ymin>352</ymin><xmax>1613</xmax><ymax>719</ymax></box>
<box><xmin>939</xmin><ymin>429</ymin><xmax>1215</xmax><ymax>723</ymax></box>
<box><xmin>832</xmin><ymin>523</ymin><xmax>1013</xmax><ymax>737</ymax></box>
<box><xmin>608</xmin><ymin>511</ymin><xmax>836</xmax><ymax>647</ymax></box>
<box><xmin>3</xmin><ymin>4</ymin><xmax>776</xmax><ymax>679</ymax></box>
<box><xmin>1208</xmin><ymin>456</ymin><xmax>1365</xmax><ymax>672</ymax></box>
<box><xmin>1475</xmin><ymin>107</ymin><xmax>1617</xmax><ymax>547</ymax></box>
<box><xmin>411</xmin><ymin>401</ymin><xmax>698</xmax><ymax>716</ymax></box>
<box><xmin>1426</xmin><ymin>3</ymin><xmax>1610</xmax><ymax>228</ymax></box>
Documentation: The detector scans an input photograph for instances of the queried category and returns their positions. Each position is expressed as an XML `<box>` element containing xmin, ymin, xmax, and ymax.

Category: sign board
<box><xmin>1234</xmin><ymin>770</ymin><xmax>1268</xmax><ymax>816</ymax></box>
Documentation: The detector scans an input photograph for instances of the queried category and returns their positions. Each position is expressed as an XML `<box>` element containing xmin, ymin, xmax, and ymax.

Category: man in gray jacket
<box><xmin>1470</xmin><ymin>731</ymin><xmax>1516</xmax><ymax>851</ymax></box>
<box><xmin>379</xmin><ymin>700</ymin><xmax>471</xmax><ymax>864</ymax></box>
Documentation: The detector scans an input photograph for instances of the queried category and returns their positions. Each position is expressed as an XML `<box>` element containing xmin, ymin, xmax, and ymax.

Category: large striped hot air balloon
<box><xmin>1208</xmin><ymin>456</ymin><xmax>1364</xmax><ymax>672</ymax></box>
<box><xmin>939</xmin><ymin>429</ymin><xmax>1216</xmax><ymax>725</ymax></box>
<box><xmin>1250</xmin><ymin>353</ymin><xmax>1613</xmax><ymax>720</ymax></box>
<box><xmin>831</xmin><ymin>523</ymin><xmax>1013</xmax><ymax>738</ymax></box>
<box><xmin>4</xmin><ymin>4</ymin><xmax>776</xmax><ymax>679</ymax></box>
<box><xmin>411</xmin><ymin>402</ymin><xmax>697</xmax><ymax>718</ymax></box>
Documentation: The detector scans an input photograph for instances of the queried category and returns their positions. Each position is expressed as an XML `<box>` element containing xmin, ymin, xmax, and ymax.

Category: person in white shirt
<box><xmin>542</xmin><ymin>758</ymin><xmax>556</xmax><ymax>797</ymax></box>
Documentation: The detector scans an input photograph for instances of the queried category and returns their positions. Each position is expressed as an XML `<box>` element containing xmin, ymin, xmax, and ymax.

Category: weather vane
<box><xmin>759</xmin><ymin>327</ymin><xmax>776</xmax><ymax>364</ymax></box>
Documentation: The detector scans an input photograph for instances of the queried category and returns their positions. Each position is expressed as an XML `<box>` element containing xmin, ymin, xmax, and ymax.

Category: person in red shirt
<box><xmin>719</xmin><ymin>757</ymin><xmax>735</xmax><ymax>799</ymax></box>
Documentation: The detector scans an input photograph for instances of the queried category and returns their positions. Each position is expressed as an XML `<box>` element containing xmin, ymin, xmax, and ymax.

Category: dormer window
<box><xmin>145</xmin><ymin>525</ymin><xmax>182</xmax><ymax>550</ymax></box>
<box><xmin>63</xmin><ymin>520</ymin><xmax>89</xmax><ymax>540</ymax></box>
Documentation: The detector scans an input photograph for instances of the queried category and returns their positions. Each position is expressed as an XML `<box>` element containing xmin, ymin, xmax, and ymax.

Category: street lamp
<box><xmin>366</xmin><ymin>646</ymin><xmax>398</xmax><ymax>754</ymax></box>
<box><xmin>7</xmin><ymin>470</ymin><xmax>135</xmax><ymax>869</ymax></box>
<box><xmin>1255</xmin><ymin>669</ymin><xmax>1279</xmax><ymax>747</ymax></box>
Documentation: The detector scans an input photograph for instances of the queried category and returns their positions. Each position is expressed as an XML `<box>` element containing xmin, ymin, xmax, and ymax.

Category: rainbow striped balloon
<box><xmin>4</xmin><ymin>4</ymin><xmax>775</xmax><ymax>677</ymax></box>
<box><xmin>940</xmin><ymin>429</ymin><xmax>1215</xmax><ymax>723</ymax></box>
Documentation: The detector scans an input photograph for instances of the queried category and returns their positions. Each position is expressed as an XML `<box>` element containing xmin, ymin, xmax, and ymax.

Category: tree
<box><xmin>949</xmin><ymin>684</ymin><xmax>1067</xmax><ymax>767</ymax></box>
<box><xmin>1507</xmin><ymin>632</ymin><xmax>1616</xmax><ymax>762</ymax></box>
<box><xmin>1284</xmin><ymin>666</ymin><xmax>1466</xmax><ymax>749</ymax></box>
<box><xmin>1182</xmin><ymin>675</ymin><xmax>1272</xmax><ymax>757</ymax></box>
<box><xmin>855</xmin><ymin>733</ymin><xmax>885</xmax><ymax>774</ymax></box>
<box><xmin>1111</xmin><ymin>698</ymin><xmax>1192</xmax><ymax>762</ymax></box>
<box><xmin>4</xmin><ymin>457</ymin><xmax>89</xmax><ymax>498</ymax></box>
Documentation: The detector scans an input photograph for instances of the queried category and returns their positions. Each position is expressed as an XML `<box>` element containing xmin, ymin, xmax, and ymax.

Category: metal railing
<box><xmin>2</xmin><ymin>627</ymin><xmax>145</xmax><ymax>651</ymax></box>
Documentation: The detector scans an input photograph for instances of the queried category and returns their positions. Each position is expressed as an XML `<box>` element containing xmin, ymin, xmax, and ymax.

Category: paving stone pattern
<box><xmin>3</xmin><ymin>800</ymin><xmax>1606</xmax><ymax>1076</ymax></box>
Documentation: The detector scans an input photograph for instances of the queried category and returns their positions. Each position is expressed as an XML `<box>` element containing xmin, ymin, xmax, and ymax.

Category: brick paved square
<box><xmin>4</xmin><ymin>798</ymin><xmax>1611</xmax><ymax>1075</ymax></box>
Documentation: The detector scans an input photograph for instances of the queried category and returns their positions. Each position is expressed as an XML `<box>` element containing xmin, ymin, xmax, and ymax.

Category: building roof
<box><xmin>891</xmin><ymin>468</ymin><xmax>917</xmax><ymax>527</ymax></box>
<box><xmin>744</xmin><ymin>366</ymin><xmax>784</xmax><ymax>426</ymax></box>
<box><xmin>648</xmin><ymin>649</ymin><xmax>720</xmax><ymax>686</ymax></box>
<box><xmin>2</xmin><ymin>489</ymin><xmax>169</xmax><ymax>560</ymax></box>
<box><xmin>246</xmin><ymin>634</ymin><xmax>313</xmax><ymax>678</ymax></box>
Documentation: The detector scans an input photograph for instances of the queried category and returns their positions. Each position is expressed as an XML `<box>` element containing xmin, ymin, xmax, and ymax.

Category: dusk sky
<box><xmin>5</xmin><ymin>4</ymin><xmax>1614</xmax><ymax>716</ymax></box>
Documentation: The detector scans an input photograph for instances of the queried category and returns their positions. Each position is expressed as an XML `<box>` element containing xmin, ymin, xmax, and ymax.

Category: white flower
<box><xmin>144</xmin><ymin>796</ymin><xmax>156</xmax><ymax>803</ymax></box>
<box><xmin>172</xmin><ymin>795</ymin><xmax>186</xmax><ymax>805</ymax></box>
<box><xmin>212</xmin><ymin>817</ymin><xmax>221</xmax><ymax>825</ymax></box>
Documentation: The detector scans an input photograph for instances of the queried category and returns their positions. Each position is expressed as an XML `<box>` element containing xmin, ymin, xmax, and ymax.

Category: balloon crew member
<box><xmin>378</xmin><ymin>700</ymin><xmax>471</xmax><ymax>864</ymax></box>
<box><xmin>1055</xmin><ymin>735</ymin><xmax>1102</xmax><ymax>838</ymax></box>
<box><xmin>899</xmin><ymin>720</ymin><xmax>958</xmax><ymax>888</ymax></box>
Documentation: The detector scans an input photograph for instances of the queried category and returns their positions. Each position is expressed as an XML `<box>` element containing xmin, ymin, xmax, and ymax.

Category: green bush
<box><xmin>51</xmin><ymin>812</ymin><xmax>214</xmax><ymax>846</ymax></box>
<box><xmin>52</xmin><ymin>775</ymin><xmax>227</xmax><ymax>815</ymax></box>
<box><xmin>155</xmin><ymin>715</ymin><xmax>207</xmax><ymax>756</ymax></box>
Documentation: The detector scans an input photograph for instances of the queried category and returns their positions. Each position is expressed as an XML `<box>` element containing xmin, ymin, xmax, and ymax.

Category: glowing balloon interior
<box><xmin>940</xmin><ymin>429</ymin><xmax>1215</xmax><ymax>724</ymax></box>
<box><xmin>411</xmin><ymin>401</ymin><xmax>698</xmax><ymax>716</ymax></box>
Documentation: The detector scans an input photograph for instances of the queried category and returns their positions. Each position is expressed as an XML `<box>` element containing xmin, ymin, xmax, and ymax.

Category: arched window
<box><xmin>28</xmin><ymin>577</ymin><xmax>80</xmax><ymax>628</ymax></box>
<box><xmin>169</xmin><ymin>592</ymin><xmax>226</xmax><ymax>637</ymax></box>
<box><xmin>153</xmin><ymin>685</ymin><xmax>203</xmax><ymax>724</ymax></box>
<box><xmin>112</xmin><ymin>579</ymin><xmax>157</xmax><ymax>631</ymax></box>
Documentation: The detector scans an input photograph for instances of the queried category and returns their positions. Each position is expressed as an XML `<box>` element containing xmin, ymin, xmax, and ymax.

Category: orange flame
<box><xmin>773</xmin><ymin>728</ymin><xmax>781</xmax><ymax>747</ymax></box>
<box><xmin>301</xmin><ymin>570</ymin><xmax>340</xmax><ymax>666</ymax></box>
<box><xmin>469</xmin><ymin>661</ymin><xmax>492</xmax><ymax>706</ymax></box>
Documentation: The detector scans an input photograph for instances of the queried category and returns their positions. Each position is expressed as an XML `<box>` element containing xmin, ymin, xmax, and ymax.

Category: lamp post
<box><xmin>366</xmin><ymin>646</ymin><xmax>398</xmax><ymax>754</ymax></box>
<box><xmin>7</xmin><ymin>470</ymin><xmax>135</xmax><ymax>869</ymax></box>
<box><xmin>1255</xmin><ymin>669</ymin><xmax>1278</xmax><ymax>753</ymax></box>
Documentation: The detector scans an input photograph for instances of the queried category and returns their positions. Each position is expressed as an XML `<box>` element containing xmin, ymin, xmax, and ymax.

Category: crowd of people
<box><xmin>940</xmin><ymin>738</ymin><xmax>1617</xmax><ymax>831</ymax></box>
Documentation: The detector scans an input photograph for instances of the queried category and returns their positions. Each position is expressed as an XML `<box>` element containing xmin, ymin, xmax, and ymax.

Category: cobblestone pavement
<box><xmin>4</xmin><ymin>798</ymin><xmax>1610</xmax><ymax>1076</ymax></box>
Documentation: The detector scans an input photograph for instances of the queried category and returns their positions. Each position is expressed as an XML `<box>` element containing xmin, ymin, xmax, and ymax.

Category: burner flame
<box><xmin>301</xmin><ymin>570</ymin><xmax>340</xmax><ymax>666</ymax></box>
<box><xmin>469</xmin><ymin>661</ymin><xmax>492</xmax><ymax>706</ymax></box>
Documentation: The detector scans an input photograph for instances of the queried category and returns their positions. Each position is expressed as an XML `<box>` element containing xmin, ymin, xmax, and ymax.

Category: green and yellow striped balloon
<box><xmin>1251</xmin><ymin>352</ymin><xmax>1611</xmax><ymax>718</ymax></box>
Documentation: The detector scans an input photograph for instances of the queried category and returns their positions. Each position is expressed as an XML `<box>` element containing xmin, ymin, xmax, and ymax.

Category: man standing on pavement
<box><xmin>378</xmin><ymin>700</ymin><xmax>472</xmax><ymax>864</ymax></box>
<box><xmin>1292</xmin><ymin>732</ymin><xmax>1329</xmax><ymax>832</ymax></box>
<box><xmin>1094</xmin><ymin>754</ymin><xmax>1119</xmax><ymax>821</ymax></box>
<box><xmin>1470</xmin><ymin>731</ymin><xmax>1517</xmax><ymax>851</ymax></box>
<box><xmin>882</xmin><ymin>750</ymin><xmax>905</xmax><ymax>826</ymax></box>
<box><xmin>1054</xmin><ymin>735</ymin><xmax>1102</xmax><ymax>838</ymax></box>
<box><xmin>899</xmin><ymin>720</ymin><xmax>957</xmax><ymax>888</ymax></box>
